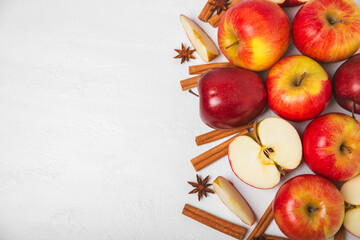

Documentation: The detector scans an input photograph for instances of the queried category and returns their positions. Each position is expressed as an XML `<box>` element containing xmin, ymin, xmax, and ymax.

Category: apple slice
<box><xmin>180</xmin><ymin>15</ymin><xmax>219</xmax><ymax>62</ymax></box>
<box><xmin>229</xmin><ymin>117</ymin><xmax>302</xmax><ymax>189</ymax></box>
<box><xmin>213</xmin><ymin>176</ymin><xmax>255</xmax><ymax>226</ymax></box>
<box><xmin>341</xmin><ymin>175</ymin><xmax>360</xmax><ymax>238</ymax></box>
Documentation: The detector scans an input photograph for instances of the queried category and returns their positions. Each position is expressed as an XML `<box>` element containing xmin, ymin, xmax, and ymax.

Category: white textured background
<box><xmin>0</xmin><ymin>0</ymin><xmax>359</xmax><ymax>239</ymax></box>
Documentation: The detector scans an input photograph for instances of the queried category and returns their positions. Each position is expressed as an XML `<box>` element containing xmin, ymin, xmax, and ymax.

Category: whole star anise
<box><xmin>209</xmin><ymin>0</ymin><xmax>230</xmax><ymax>15</ymax></box>
<box><xmin>188</xmin><ymin>175</ymin><xmax>214</xmax><ymax>201</ymax></box>
<box><xmin>174</xmin><ymin>43</ymin><xmax>196</xmax><ymax>64</ymax></box>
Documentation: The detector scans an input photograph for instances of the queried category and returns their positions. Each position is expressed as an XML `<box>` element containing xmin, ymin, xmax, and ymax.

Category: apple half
<box><xmin>228</xmin><ymin>117</ymin><xmax>302</xmax><ymax>189</ymax></box>
<box><xmin>180</xmin><ymin>14</ymin><xmax>219</xmax><ymax>62</ymax></box>
<box><xmin>213</xmin><ymin>176</ymin><xmax>255</xmax><ymax>226</ymax></box>
<box><xmin>341</xmin><ymin>175</ymin><xmax>360</xmax><ymax>238</ymax></box>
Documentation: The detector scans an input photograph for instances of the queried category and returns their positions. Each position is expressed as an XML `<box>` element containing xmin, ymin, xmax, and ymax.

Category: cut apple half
<box><xmin>213</xmin><ymin>176</ymin><xmax>255</xmax><ymax>226</ymax></box>
<box><xmin>341</xmin><ymin>175</ymin><xmax>360</xmax><ymax>238</ymax></box>
<box><xmin>180</xmin><ymin>15</ymin><xmax>219</xmax><ymax>62</ymax></box>
<box><xmin>228</xmin><ymin>117</ymin><xmax>302</xmax><ymax>189</ymax></box>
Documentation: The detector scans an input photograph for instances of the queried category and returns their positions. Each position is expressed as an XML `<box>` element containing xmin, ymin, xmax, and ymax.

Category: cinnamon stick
<box><xmin>261</xmin><ymin>234</ymin><xmax>289</xmax><ymax>240</ymax></box>
<box><xmin>198</xmin><ymin>1</ymin><xmax>214</xmax><ymax>22</ymax></box>
<box><xmin>191</xmin><ymin>130</ymin><xmax>248</xmax><ymax>171</ymax></box>
<box><xmin>189</xmin><ymin>62</ymin><xmax>233</xmax><ymax>75</ymax></box>
<box><xmin>247</xmin><ymin>201</ymin><xmax>274</xmax><ymax>240</ymax></box>
<box><xmin>208</xmin><ymin>0</ymin><xmax>241</xmax><ymax>27</ymax></box>
<box><xmin>180</xmin><ymin>75</ymin><xmax>201</xmax><ymax>91</ymax></box>
<box><xmin>334</xmin><ymin>226</ymin><xmax>345</xmax><ymax>240</ymax></box>
<box><xmin>195</xmin><ymin>123</ymin><xmax>253</xmax><ymax>146</ymax></box>
<box><xmin>182</xmin><ymin>204</ymin><xmax>246</xmax><ymax>239</ymax></box>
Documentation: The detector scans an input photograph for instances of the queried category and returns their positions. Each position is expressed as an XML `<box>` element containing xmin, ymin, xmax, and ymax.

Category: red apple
<box><xmin>218</xmin><ymin>0</ymin><xmax>290</xmax><ymax>72</ymax></box>
<box><xmin>198</xmin><ymin>67</ymin><xmax>267</xmax><ymax>129</ymax></box>
<box><xmin>333</xmin><ymin>53</ymin><xmax>360</xmax><ymax>116</ymax></box>
<box><xmin>273</xmin><ymin>174</ymin><xmax>344</xmax><ymax>240</ymax></box>
<box><xmin>303</xmin><ymin>113</ymin><xmax>360</xmax><ymax>181</ymax></box>
<box><xmin>292</xmin><ymin>0</ymin><xmax>360</xmax><ymax>63</ymax></box>
<box><xmin>266</xmin><ymin>55</ymin><xmax>331</xmax><ymax>121</ymax></box>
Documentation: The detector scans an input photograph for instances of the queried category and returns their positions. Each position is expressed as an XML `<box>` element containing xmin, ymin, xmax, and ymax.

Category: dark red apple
<box><xmin>333</xmin><ymin>53</ymin><xmax>360</xmax><ymax>116</ymax></box>
<box><xmin>198</xmin><ymin>67</ymin><xmax>267</xmax><ymax>129</ymax></box>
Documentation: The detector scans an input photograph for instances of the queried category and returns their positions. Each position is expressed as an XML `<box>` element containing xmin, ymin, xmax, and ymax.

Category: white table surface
<box><xmin>0</xmin><ymin>0</ymin><xmax>359</xmax><ymax>239</ymax></box>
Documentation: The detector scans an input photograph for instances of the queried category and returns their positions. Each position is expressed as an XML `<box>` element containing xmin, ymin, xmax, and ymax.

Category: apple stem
<box><xmin>345</xmin><ymin>202</ymin><xmax>357</xmax><ymax>212</ymax></box>
<box><xmin>296</xmin><ymin>72</ymin><xmax>308</xmax><ymax>86</ymax></box>
<box><xmin>352</xmin><ymin>101</ymin><xmax>357</xmax><ymax>120</ymax></box>
<box><xmin>188</xmin><ymin>89</ymin><xmax>199</xmax><ymax>97</ymax></box>
<box><xmin>307</xmin><ymin>206</ymin><xmax>319</xmax><ymax>216</ymax></box>
<box><xmin>225</xmin><ymin>41</ymin><xmax>239</xmax><ymax>50</ymax></box>
<box><xmin>274</xmin><ymin>162</ymin><xmax>287</xmax><ymax>176</ymax></box>
<box><xmin>340</xmin><ymin>145</ymin><xmax>352</xmax><ymax>154</ymax></box>
<box><xmin>329</xmin><ymin>19</ymin><xmax>344</xmax><ymax>25</ymax></box>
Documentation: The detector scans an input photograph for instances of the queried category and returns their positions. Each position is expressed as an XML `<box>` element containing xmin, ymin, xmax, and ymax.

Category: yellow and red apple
<box><xmin>266</xmin><ymin>55</ymin><xmax>332</xmax><ymax>122</ymax></box>
<box><xmin>303</xmin><ymin>113</ymin><xmax>360</xmax><ymax>181</ymax></box>
<box><xmin>292</xmin><ymin>0</ymin><xmax>360</xmax><ymax>62</ymax></box>
<box><xmin>218</xmin><ymin>0</ymin><xmax>290</xmax><ymax>72</ymax></box>
<box><xmin>273</xmin><ymin>174</ymin><xmax>344</xmax><ymax>240</ymax></box>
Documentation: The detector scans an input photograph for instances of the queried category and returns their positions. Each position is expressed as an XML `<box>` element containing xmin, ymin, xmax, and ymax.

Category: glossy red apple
<box><xmin>292</xmin><ymin>0</ymin><xmax>360</xmax><ymax>62</ymax></box>
<box><xmin>303</xmin><ymin>113</ymin><xmax>360</xmax><ymax>181</ymax></box>
<box><xmin>273</xmin><ymin>174</ymin><xmax>344</xmax><ymax>240</ymax></box>
<box><xmin>198</xmin><ymin>67</ymin><xmax>267</xmax><ymax>129</ymax></box>
<box><xmin>333</xmin><ymin>53</ymin><xmax>360</xmax><ymax>116</ymax></box>
<box><xmin>218</xmin><ymin>0</ymin><xmax>290</xmax><ymax>71</ymax></box>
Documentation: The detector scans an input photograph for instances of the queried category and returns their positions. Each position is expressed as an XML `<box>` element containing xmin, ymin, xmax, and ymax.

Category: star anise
<box><xmin>209</xmin><ymin>0</ymin><xmax>230</xmax><ymax>15</ymax></box>
<box><xmin>174</xmin><ymin>43</ymin><xmax>196</xmax><ymax>64</ymax></box>
<box><xmin>188</xmin><ymin>175</ymin><xmax>214</xmax><ymax>201</ymax></box>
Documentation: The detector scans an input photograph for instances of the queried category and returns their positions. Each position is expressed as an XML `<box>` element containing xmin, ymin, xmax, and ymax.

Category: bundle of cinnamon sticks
<box><xmin>198</xmin><ymin>0</ymin><xmax>241</xmax><ymax>27</ymax></box>
<box><xmin>182</xmin><ymin>202</ymin><xmax>290</xmax><ymax>240</ymax></box>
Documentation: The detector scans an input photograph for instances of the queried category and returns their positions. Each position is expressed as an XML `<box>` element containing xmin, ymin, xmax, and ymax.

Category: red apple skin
<box><xmin>273</xmin><ymin>174</ymin><xmax>344</xmax><ymax>240</ymax></box>
<box><xmin>266</xmin><ymin>55</ymin><xmax>332</xmax><ymax>122</ymax></box>
<box><xmin>218</xmin><ymin>0</ymin><xmax>290</xmax><ymax>71</ymax></box>
<box><xmin>333</xmin><ymin>53</ymin><xmax>360</xmax><ymax>115</ymax></box>
<box><xmin>303</xmin><ymin>113</ymin><xmax>360</xmax><ymax>181</ymax></box>
<box><xmin>292</xmin><ymin>0</ymin><xmax>360</xmax><ymax>63</ymax></box>
<box><xmin>198</xmin><ymin>67</ymin><xmax>267</xmax><ymax>129</ymax></box>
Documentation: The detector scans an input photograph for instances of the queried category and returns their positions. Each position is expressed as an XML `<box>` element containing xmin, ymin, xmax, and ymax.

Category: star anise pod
<box><xmin>209</xmin><ymin>0</ymin><xmax>230</xmax><ymax>15</ymax></box>
<box><xmin>174</xmin><ymin>43</ymin><xmax>196</xmax><ymax>64</ymax></box>
<box><xmin>188</xmin><ymin>175</ymin><xmax>214</xmax><ymax>201</ymax></box>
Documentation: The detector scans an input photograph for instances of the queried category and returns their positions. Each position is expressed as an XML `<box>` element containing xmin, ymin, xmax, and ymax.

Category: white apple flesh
<box><xmin>341</xmin><ymin>175</ymin><xmax>360</xmax><ymax>238</ymax></box>
<box><xmin>180</xmin><ymin>15</ymin><xmax>219</xmax><ymax>62</ymax></box>
<box><xmin>228</xmin><ymin>118</ymin><xmax>302</xmax><ymax>189</ymax></box>
<box><xmin>213</xmin><ymin>176</ymin><xmax>255</xmax><ymax>226</ymax></box>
